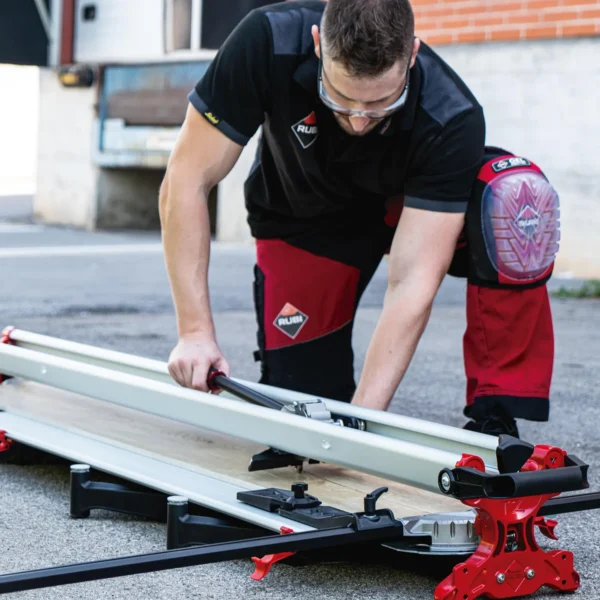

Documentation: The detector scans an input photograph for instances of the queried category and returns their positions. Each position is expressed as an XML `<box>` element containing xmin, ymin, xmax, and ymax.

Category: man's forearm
<box><xmin>351</xmin><ymin>283</ymin><xmax>433</xmax><ymax>411</ymax></box>
<box><xmin>159</xmin><ymin>173</ymin><xmax>215</xmax><ymax>339</ymax></box>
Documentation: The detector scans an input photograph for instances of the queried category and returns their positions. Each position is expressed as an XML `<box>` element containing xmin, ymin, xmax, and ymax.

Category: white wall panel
<box><xmin>73</xmin><ymin>0</ymin><xmax>166</xmax><ymax>63</ymax></box>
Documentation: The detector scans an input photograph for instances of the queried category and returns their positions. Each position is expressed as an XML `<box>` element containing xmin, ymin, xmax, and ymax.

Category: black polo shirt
<box><xmin>189</xmin><ymin>0</ymin><xmax>486</xmax><ymax>239</ymax></box>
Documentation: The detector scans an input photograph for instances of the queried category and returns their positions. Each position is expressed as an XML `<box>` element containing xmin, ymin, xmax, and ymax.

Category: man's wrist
<box><xmin>178</xmin><ymin>324</ymin><xmax>216</xmax><ymax>341</ymax></box>
<box><xmin>351</xmin><ymin>389</ymin><xmax>391</xmax><ymax>412</ymax></box>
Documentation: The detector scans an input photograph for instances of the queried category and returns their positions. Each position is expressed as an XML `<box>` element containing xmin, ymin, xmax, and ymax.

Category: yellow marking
<box><xmin>59</xmin><ymin>72</ymin><xmax>78</xmax><ymax>85</ymax></box>
<box><xmin>204</xmin><ymin>112</ymin><xmax>220</xmax><ymax>125</ymax></box>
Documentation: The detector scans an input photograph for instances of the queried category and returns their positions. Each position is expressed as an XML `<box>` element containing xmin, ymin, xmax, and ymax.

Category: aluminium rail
<box><xmin>1</xmin><ymin>328</ymin><xmax>498</xmax><ymax>468</ymax></box>
<box><xmin>0</xmin><ymin>338</ymin><xmax>497</xmax><ymax>494</ymax></box>
<box><xmin>0</xmin><ymin>410</ymin><xmax>310</xmax><ymax>533</ymax></box>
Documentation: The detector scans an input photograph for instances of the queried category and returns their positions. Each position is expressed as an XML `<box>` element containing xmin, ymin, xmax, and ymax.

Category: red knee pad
<box><xmin>467</xmin><ymin>148</ymin><xmax>560</xmax><ymax>288</ymax></box>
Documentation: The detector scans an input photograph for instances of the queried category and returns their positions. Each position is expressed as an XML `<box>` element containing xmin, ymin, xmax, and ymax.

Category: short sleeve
<box><xmin>404</xmin><ymin>107</ymin><xmax>486</xmax><ymax>213</ymax></box>
<box><xmin>188</xmin><ymin>9</ymin><xmax>272</xmax><ymax>146</ymax></box>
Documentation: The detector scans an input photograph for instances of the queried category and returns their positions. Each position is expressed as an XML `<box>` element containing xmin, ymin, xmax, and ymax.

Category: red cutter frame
<box><xmin>435</xmin><ymin>446</ymin><xmax>581</xmax><ymax>600</ymax></box>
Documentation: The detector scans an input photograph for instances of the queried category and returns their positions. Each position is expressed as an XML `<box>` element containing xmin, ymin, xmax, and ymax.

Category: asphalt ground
<box><xmin>0</xmin><ymin>221</ymin><xmax>599</xmax><ymax>600</ymax></box>
<box><xmin>0</xmin><ymin>195</ymin><xmax>33</xmax><ymax>222</ymax></box>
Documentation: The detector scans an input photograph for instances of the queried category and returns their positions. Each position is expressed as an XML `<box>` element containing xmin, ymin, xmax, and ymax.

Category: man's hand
<box><xmin>351</xmin><ymin>205</ymin><xmax>465</xmax><ymax>412</ymax></box>
<box><xmin>168</xmin><ymin>332</ymin><xmax>230</xmax><ymax>393</ymax></box>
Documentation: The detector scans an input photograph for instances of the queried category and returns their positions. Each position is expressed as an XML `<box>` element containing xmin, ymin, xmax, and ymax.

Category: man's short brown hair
<box><xmin>321</xmin><ymin>0</ymin><xmax>415</xmax><ymax>78</ymax></box>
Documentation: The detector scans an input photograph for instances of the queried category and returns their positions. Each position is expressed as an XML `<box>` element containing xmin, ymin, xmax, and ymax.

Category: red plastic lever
<box><xmin>250</xmin><ymin>526</ymin><xmax>295</xmax><ymax>581</ymax></box>
<box><xmin>0</xmin><ymin>326</ymin><xmax>14</xmax><ymax>383</ymax></box>
<box><xmin>0</xmin><ymin>326</ymin><xmax>14</xmax><ymax>345</ymax></box>
<box><xmin>435</xmin><ymin>447</ymin><xmax>580</xmax><ymax>600</ymax></box>
<box><xmin>534</xmin><ymin>516</ymin><xmax>559</xmax><ymax>540</ymax></box>
<box><xmin>0</xmin><ymin>431</ymin><xmax>13</xmax><ymax>453</ymax></box>
<box><xmin>206</xmin><ymin>369</ymin><xmax>226</xmax><ymax>394</ymax></box>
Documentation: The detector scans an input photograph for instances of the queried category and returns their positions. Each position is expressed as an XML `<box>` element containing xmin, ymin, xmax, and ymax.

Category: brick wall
<box><xmin>412</xmin><ymin>0</ymin><xmax>600</xmax><ymax>45</ymax></box>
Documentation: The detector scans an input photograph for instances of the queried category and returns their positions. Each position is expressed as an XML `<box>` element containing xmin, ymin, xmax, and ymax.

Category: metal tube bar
<box><xmin>190</xmin><ymin>0</ymin><xmax>202</xmax><ymax>50</ymax></box>
<box><xmin>2</xmin><ymin>328</ymin><xmax>498</xmax><ymax>466</ymax></box>
<box><xmin>0</xmin><ymin>344</ymin><xmax>481</xmax><ymax>492</ymax></box>
<box><xmin>0</xmin><ymin>525</ymin><xmax>404</xmax><ymax>595</ymax></box>
<box><xmin>540</xmin><ymin>492</ymin><xmax>600</xmax><ymax>516</ymax></box>
<box><xmin>4</xmin><ymin>328</ymin><xmax>174</xmax><ymax>386</ymax></box>
<box><xmin>209</xmin><ymin>370</ymin><xmax>284</xmax><ymax>410</ymax></box>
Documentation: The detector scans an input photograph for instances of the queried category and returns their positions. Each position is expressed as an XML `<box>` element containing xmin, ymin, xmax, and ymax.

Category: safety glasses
<box><xmin>317</xmin><ymin>51</ymin><xmax>412</xmax><ymax>120</ymax></box>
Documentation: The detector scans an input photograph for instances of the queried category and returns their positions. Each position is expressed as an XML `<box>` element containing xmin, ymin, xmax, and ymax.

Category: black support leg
<box><xmin>166</xmin><ymin>496</ymin><xmax>270</xmax><ymax>549</ymax></box>
<box><xmin>69</xmin><ymin>464</ymin><xmax>168</xmax><ymax>521</ymax></box>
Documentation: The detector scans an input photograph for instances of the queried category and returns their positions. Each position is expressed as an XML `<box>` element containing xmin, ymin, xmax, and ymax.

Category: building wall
<box><xmin>33</xmin><ymin>63</ymin><xmax>259</xmax><ymax>236</ymax></box>
<box><xmin>34</xmin><ymin>67</ymin><xmax>99</xmax><ymax>228</ymax></box>
<box><xmin>413</xmin><ymin>0</ymin><xmax>600</xmax><ymax>44</ymax></box>
<box><xmin>73</xmin><ymin>0</ymin><xmax>167</xmax><ymax>63</ymax></box>
<box><xmin>0</xmin><ymin>64</ymin><xmax>39</xmax><ymax>196</ymax></box>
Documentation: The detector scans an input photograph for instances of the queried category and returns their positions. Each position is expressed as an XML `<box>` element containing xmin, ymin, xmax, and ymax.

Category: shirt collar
<box><xmin>293</xmin><ymin>51</ymin><xmax>320</xmax><ymax>97</ymax></box>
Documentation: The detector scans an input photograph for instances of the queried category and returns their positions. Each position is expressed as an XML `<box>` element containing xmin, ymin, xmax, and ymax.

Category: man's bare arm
<box><xmin>351</xmin><ymin>206</ymin><xmax>465</xmax><ymax>411</ymax></box>
<box><xmin>159</xmin><ymin>104</ymin><xmax>244</xmax><ymax>389</ymax></box>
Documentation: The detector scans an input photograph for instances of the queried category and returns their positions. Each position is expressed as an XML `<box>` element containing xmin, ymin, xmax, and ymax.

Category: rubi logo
<box><xmin>291</xmin><ymin>111</ymin><xmax>319</xmax><ymax>149</ymax></box>
<box><xmin>273</xmin><ymin>302</ymin><xmax>309</xmax><ymax>339</ymax></box>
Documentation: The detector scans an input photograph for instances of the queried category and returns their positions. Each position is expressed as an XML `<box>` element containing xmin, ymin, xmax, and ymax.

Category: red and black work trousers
<box><xmin>251</xmin><ymin>148</ymin><xmax>557</xmax><ymax>422</ymax></box>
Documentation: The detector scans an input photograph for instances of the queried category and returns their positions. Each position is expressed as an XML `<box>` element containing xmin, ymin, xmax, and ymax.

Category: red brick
<box><xmin>562</xmin><ymin>0</ymin><xmax>598</xmax><ymax>6</ymax></box>
<box><xmin>414</xmin><ymin>4</ymin><xmax>455</xmax><ymax>19</ymax></box>
<box><xmin>522</xmin><ymin>23</ymin><xmax>560</xmax><ymax>38</ymax></box>
<box><xmin>439</xmin><ymin>16</ymin><xmax>473</xmax><ymax>28</ymax></box>
<box><xmin>471</xmin><ymin>14</ymin><xmax>505</xmax><ymax>27</ymax></box>
<box><xmin>579</xmin><ymin>6</ymin><xmax>600</xmax><ymax>19</ymax></box>
<box><xmin>540</xmin><ymin>7</ymin><xmax>582</xmax><ymax>21</ymax></box>
<box><xmin>488</xmin><ymin>26</ymin><xmax>523</xmax><ymax>40</ymax></box>
<box><xmin>505</xmin><ymin>11</ymin><xmax>542</xmax><ymax>23</ymax></box>
<box><xmin>415</xmin><ymin>17</ymin><xmax>440</xmax><ymax>31</ymax></box>
<box><xmin>420</xmin><ymin>31</ymin><xmax>456</xmax><ymax>45</ymax></box>
<box><xmin>561</xmin><ymin>21</ymin><xmax>600</xmax><ymax>35</ymax></box>
<box><xmin>455</xmin><ymin>29</ymin><xmax>488</xmax><ymax>42</ymax></box>
<box><xmin>524</xmin><ymin>0</ymin><xmax>561</xmax><ymax>10</ymax></box>
<box><xmin>452</xmin><ymin>1</ymin><xmax>496</xmax><ymax>15</ymax></box>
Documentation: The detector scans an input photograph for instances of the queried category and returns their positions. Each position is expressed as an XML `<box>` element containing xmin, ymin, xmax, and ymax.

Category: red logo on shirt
<box><xmin>303</xmin><ymin>112</ymin><xmax>317</xmax><ymax>125</ymax></box>
<box><xmin>292</xmin><ymin>111</ymin><xmax>319</xmax><ymax>149</ymax></box>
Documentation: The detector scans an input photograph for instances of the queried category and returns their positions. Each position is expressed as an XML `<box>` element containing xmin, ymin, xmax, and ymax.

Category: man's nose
<box><xmin>348</xmin><ymin>115</ymin><xmax>370</xmax><ymax>132</ymax></box>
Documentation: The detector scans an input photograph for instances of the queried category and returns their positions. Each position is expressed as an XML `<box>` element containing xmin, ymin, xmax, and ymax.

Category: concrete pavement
<box><xmin>0</xmin><ymin>221</ymin><xmax>599</xmax><ymax>600</ymax></box>
<box><xmin>0</xmin><ymin>195</ymin><xmax>33</xmax><ymax>222</ymax></box>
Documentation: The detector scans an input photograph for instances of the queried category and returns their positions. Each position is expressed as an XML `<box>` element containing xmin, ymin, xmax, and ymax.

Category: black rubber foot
<box><xmin>248</xmin><ymin>447</ymin><xmax>320</xmax><ymax>472</ymax></box>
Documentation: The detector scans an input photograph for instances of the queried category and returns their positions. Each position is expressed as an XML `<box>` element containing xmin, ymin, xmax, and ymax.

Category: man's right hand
<box><xmin>167</xmin><ymin>332</ymin><xmax>230</xmax><ymax>393</ymax></box>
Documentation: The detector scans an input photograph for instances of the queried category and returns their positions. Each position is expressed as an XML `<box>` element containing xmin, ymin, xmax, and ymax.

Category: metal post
<box><xmin>166</xmin><ymin>496</ymin><xmax>188</xmax><ymax>550</ymax></box>
<box><xmin>70</xmin><ymin>464</ymin><xmax>91</xmax><ymax>519</ymax></box>
<box><xmin>190</xmin><ymin>0</ymin><xmax>202</xmax><ymax>50</ymax></box>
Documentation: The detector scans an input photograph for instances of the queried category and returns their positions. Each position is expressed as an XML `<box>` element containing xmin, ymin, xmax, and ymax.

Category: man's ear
<box><xmin>311</xmin><ymin>24</ymin><xmax>321</xmax><ymax>59</ymax></box>
<box><xmin>410</xmin><ymin>37</ymin><xmax>421</xmax><ymax>68</ymax></box>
